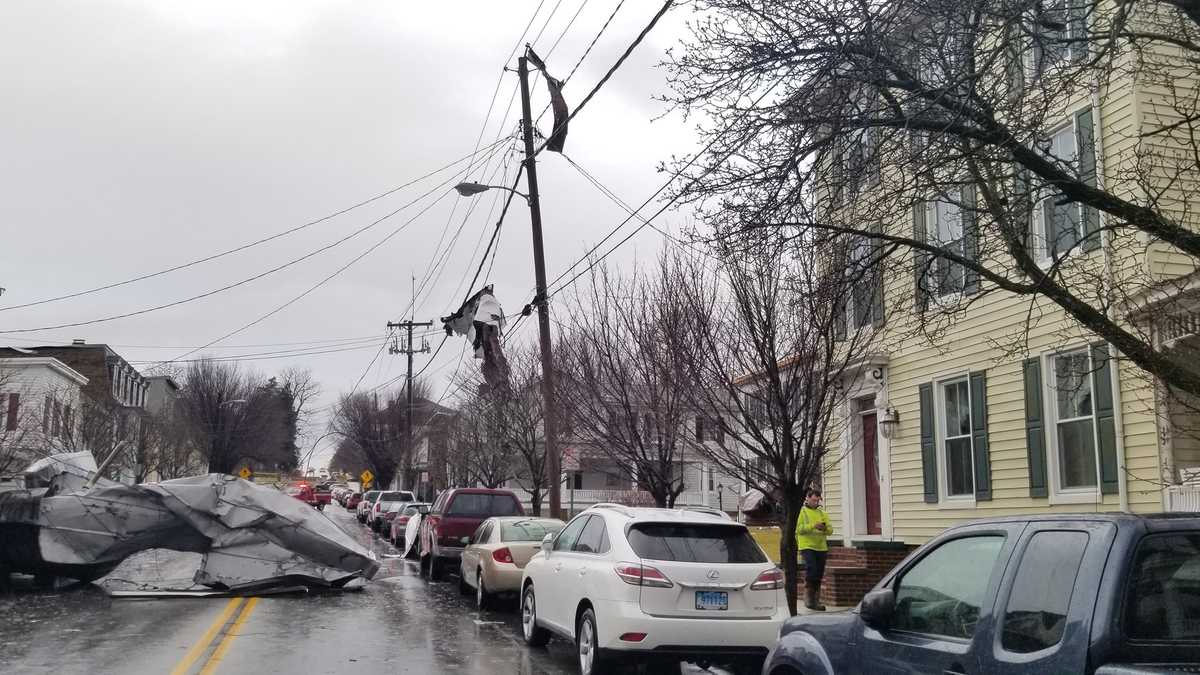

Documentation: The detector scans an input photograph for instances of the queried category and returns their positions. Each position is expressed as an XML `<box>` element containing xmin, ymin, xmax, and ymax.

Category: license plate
<box><xmin>695</xmin><ymin>591</ymin><xmax>728</xmax><ymax>611</ymax></box>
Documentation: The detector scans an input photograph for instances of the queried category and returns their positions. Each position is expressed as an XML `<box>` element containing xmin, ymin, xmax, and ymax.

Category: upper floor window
<box><xmin>924</xmin><ymin>193</ymin><xmax>969</xmax><ymax>299</ymax></box>
<box><xmin>1029</xmin><ymin>0</ymin><xmax>1086</xmax><ymax>78</ymax></box>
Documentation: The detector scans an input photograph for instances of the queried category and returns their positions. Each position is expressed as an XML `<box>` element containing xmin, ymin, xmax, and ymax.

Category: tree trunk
<box><xmin>779</xmin><ymin>494</ymin><xmax>803</xmax><ymax>616</ymax></box>
<box><xmin>530</xmin><ymin>490</ymin><xmax>542</xmax><ymax>516</ymax></box>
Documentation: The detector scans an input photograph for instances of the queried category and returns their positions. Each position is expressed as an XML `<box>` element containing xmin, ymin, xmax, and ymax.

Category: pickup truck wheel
<box><xmin>521</xmin><ymin>585</ymin><xmax>551</xmax><ymax>647</ymax></box>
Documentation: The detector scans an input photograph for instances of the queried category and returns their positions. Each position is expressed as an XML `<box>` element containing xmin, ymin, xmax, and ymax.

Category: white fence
<box><xmin>1167</xmin><ymin>485</ymin><xmax>1200</xmax><ymax>512</ymax></box>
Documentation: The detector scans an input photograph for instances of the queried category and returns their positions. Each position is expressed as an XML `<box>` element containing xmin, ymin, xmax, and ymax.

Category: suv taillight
<box><xmin>614</xmin><ymin>562</ymin><xmax>673</xmax><ymax>588</ymax></box>
<box><xmin>492</xmin><ymin>547</ymin><xmax>514</xmax><ymax>564</ymax></box>
<box><xmin>751</xmin><ymin>567</ymin><xmax>785</xmax><ymax>591</ymax></box>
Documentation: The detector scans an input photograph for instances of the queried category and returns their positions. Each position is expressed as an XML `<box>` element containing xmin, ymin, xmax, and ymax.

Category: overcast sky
<box><xmin>0</xmin><ymin>1</ymin><xmax>696</xmax><ymax>468</ymax></box>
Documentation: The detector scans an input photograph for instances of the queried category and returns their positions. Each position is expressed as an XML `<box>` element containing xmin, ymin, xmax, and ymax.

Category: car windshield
<box><xmin>1125</xmin><ymin>532</ymin><xmax>1200</xmax><ymax>641</ymax></box>
<box><xmin>446</xmin><ymin>493</ymin><xmax>521</xmax><ymax>516</ymax></box>
<box><xmin>627</xmin><ymin>523</ymin><xmax>768</xmax><ymax>563</ymax></box>
<box><xmin>501</xmin><ymin>520</ymin><xmax>564</xmax><ymax>542</ymax></box>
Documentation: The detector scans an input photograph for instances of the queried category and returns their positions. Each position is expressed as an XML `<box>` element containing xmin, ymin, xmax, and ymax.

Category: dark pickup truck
<box><xmin>763</xmin><ymin>514</ymin><xmax>1200</xmax><ymax>675</ymax></box>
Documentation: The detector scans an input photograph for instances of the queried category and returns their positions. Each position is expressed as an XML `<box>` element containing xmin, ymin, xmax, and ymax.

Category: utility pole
<box><xmin>387</xmin><ymin>319</ymin><xmax>433</xmax><ymax>489</ymax></box>
<box><xmin>518</xmin><ymin>52</ymin><xmax>563</xmax><ymax>519</ymax></box>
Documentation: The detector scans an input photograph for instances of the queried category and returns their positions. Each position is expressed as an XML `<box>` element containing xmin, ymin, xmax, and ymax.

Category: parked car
<box><xmin>763</xmin><ymin>513</ymin><xmax>1200</xmax><ymax>675</ymax></box>
<box><xmin>375</xmin><ymin>500</ymin><xmax>409</xmax><ymax>534</ymax></box>
<box><xmin>520</xmin><ymin>504</ymin><xmax>786</xmax><ymax>675</ymax></box>
<box><xmin>389</xmin><ymin>503</ymin><xmax>430</xmax><ymax>546</ymax></box>
<box><xmin>419</xmin><ymin>488</ymin><xmax>523</xmax><ymax>581</ymax></box>
<box><xmin>345</xmin><ymin>492</ymin><xmax>363</xmax><ymax>510</ymax></box>
<box><xmin>356</xmin><ymin>490</ymin><xmax>381</xmax><ymax>522</ymax></box>
<box><xmin>368</xmin><ymin>491</ymin><xmax>416</xmax><ymax>531</ymax></box>
<box><xmin>459</xmin><ymin>517</ymin><xmax>565</xmax><ymax>610</ymax></box>
<box><xmin>284</xmin><ymin>483</ymin><xmax>322</xmax><ymax>510</ymax></box>
<box><xmin>314</xmin><ymin>485</ymin><xmax>332</xmax><ymax>509</ymax></box>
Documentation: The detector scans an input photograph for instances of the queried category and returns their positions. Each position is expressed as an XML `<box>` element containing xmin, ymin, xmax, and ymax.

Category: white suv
<box><xmin>519</xmin><ymin>504</ymin><xmax>788</xmax><ymax>675</ymax></box>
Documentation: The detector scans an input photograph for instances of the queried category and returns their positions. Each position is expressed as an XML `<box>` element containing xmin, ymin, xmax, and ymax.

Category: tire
<box><xmin>459</xmin><ymin>568</ymin><xmax>472</xmax><ymax>596</ymax></box>
<box><xmin>521</xmin><ymin>584</ymin><xmax>551</xmax><ymax>647</ymax></box>
<box><xmin>475</xmin><ymin>570</ymin><xmax>493</xmax><ymax>611</ymax></box>
<box><xmin>419</xmin><ymin>553</ymin><xmax>431</xmax><ymax>579</ymax></box>
<box><xmin>576</xmin><ymin>609</ymin><xmax>612</xmax><ymax>675</ymax></box>
<box><xmin>429</xmin><ymin>556</ymin><xmax>445</xmax><ymax>582</ymax></box>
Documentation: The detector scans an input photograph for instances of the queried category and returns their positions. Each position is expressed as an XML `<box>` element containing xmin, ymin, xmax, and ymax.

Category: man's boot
<box><xmin>811</xmin><ymin>580</ymin><xmax>827</xmax><ymax>611</ymax></box>
<box><xmin>804</xmin><ymin>581</ymin><xmax>819</xmax><ymax>611</ymax></box>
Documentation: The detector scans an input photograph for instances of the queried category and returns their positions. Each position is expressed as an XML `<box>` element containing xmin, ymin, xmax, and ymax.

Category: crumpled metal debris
<box><xmin>0</xmin><ymin>454</ymin><xmax>379</xmax><ymax>591</ymax></box>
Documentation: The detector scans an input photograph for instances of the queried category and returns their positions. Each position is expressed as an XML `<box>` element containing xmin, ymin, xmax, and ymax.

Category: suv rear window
<box><xmin>628</xmin><ymin>523</ymin><xmax>767</xmax><ymax>563</ymax></box>
<box><xmin>447</xmin><ymin>493</ymin><xmax>521</xmax><ymax>516</ymax></box>
<box><xmin>1125</xmin><ymin>532</ymin><xmax>1200</xmax><ymax>641</ymax></box>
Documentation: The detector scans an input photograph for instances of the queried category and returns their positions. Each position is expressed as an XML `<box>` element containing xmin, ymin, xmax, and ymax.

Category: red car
<box><xmin>345</xmin><ymin>492</ymin><xmax>363</xmax><ymax>510</ymax></box>
<box><xmin>389</xmin><ymin>503</ymin><xmax>430</xmax><ymax>546</ymax></box>
<box><xmin>418</xmin><ymin>488</ymin><xmax>523</xmax><ymax>581</ymax></box>
<box><xmin>284</xmin><ymin>483</ymin><xmax>323</xmax><ymax>510</ymax></box>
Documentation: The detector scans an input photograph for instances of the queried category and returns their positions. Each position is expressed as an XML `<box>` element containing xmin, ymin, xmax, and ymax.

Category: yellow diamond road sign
<box><xmin>360</xmin><ymin>469</ymin><xmax>374</xmax><ymax>486</ymax></box>
<box><xmin>238</xmin><ymin>467</ymin><xmax>252</xmax><ymax>480</ymax></box>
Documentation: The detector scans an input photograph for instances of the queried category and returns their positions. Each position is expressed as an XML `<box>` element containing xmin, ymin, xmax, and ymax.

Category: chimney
<box><xmin>72</xmin><ymin>339</ymin><xmax>86</xmax><ymax>345</ymax></box>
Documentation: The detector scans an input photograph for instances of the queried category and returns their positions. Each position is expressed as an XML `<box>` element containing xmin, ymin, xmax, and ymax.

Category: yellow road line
<box><xmin>170</xmin><ymin>597</ymin><xmax>244</xmax><ymax>675</ymax></box>
<box><xmin>198</xmin><ymin>597</ymin><xmax>260</xmax><ymax>675</ymax></box>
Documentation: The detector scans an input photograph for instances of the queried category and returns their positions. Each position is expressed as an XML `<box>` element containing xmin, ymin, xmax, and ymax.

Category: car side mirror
<box><xmin>541</xmin><ymin>532</ymin><xmax>555</xmax><ymax>555</ymax></box>
<box><xmin>461</xmin><ymin>536</ymin><xmax>471</xmax><ymax>545</ymax></box>
<box><xmin>859</xmin><ymin>588</ymin><xmax>895</xmax><ymax>628</ymax></box>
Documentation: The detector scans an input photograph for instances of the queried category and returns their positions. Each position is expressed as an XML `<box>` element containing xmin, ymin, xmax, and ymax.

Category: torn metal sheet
<box><xmin>0</xmin><ymin>455</ymin><xmax>380</xmax><ymax>591</ymax></box>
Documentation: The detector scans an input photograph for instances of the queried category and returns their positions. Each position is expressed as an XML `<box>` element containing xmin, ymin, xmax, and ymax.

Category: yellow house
<box><xmin>804</xmin><ymin>1</ymin><xmax>1200</xmax><ymax>601</ymax></box>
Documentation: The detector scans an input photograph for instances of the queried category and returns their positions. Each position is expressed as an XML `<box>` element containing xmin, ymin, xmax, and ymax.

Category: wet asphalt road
<box><xmin>0</xmin><ymin>505</ymin><xmax>594</xmax><ymax>675</ymax></box>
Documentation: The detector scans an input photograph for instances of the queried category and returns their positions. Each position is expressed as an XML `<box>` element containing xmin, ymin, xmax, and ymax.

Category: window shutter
<box><xmin>695</xmin><ymin>416</ymin><xmax>704</xmax><ymax>443</ymax></box>
<box><xmin>1023</xmin><ymin>358</ymin><xmax>1049</xmax><ymax>497</ymax></box>
<box><xmin>969</xmin><ymin>371</ymin><xmax>992</xmax><ymax>501</ymax></box>
<box><xmin>6</xmin><ymin>393</ymin><xmax>19</xmax><ymax>432</ymax></box>
<box><xmin>913</xmin><ymin>202</ymin><xmax>929</xmax><ymax>312</ymax></box>
<box><xmin>962</xmin><ymin>185</ymin><xmax>980</xmax><ymax>295</ymax></box>
<box><xmin>830</xmin><ymin>139</ymin><xmax>844</xmax><ymax>206</ymax></box>
<box><xmin>871</xmin><ymin>221</ymin><xmax>886</xmax><ymax>325</ymax></box>
<box><xmin>1076</xmin><ymin>107</ymin><xmax>1100</xmax><ymax>252</ymax></box>
<box><xmin>43</xmin><ymin>396</ymin><xmax>51</xmax><ymax>433</ymax></box>
<box><xmin>919</xmin><ymin>383</ymin><xmax>938</xmax><ymax>504</ymax></box>
<box><xmin>1068</xmin><ymin>2</ymin><xmax>1086</xmax><ymax>62</ymax></box>
<box><xmin>1014</xmin><ymin>166</ymin><xmax>1033</xmax><ymax>254</ymax></box>
<box><xmin>1005</xmin><ymin>23</ymin><xmax>1025</xmax><ymax>100</ymax></box>
<box><xmin>1091</xmin><ymin>342</ymin><xmax>1120</xmax><ymax>495</ymax></box>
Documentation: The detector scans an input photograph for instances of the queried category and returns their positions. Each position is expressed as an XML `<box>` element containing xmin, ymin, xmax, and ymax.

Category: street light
<box><xmin>454</xmin><ymin>181</ymin><xmax>530</xmax><ymax>204</ymax></box>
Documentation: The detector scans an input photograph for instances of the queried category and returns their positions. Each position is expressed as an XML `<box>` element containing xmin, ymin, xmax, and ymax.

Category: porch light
<box><xmin>878</xmin><ymin>407</ymin><xmax>899</xmax><ymax>440</ymax></box>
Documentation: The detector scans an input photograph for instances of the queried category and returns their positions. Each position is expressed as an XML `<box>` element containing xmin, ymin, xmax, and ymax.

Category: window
<box><xmin>849</xmin><ymin>232</ymin><xmax>875</xmax><ymax>329</ymax></box>
<box><xmin>571</xmin><ymin>472</ymin><xmax>583</xmax><ymax>490</ymax></box>
<box><xmin>52</xmin><ymin>401</ymin><xmax>62</xmax><ymax>438</ymax></box>
<box><xmin>1033</xmin><ymin>125</ymin><xmax>1081</xmax><ymax>260</ymax></box>
<box><xmin>715</xmin><ymin>417</ymin><xmax>725</xmax><ymax>445</ymax></box>
<box><xmin>1029</xmin><ymin>0</ymin><xmax>1085</xmax><ymax>78</ymax></box>
<box><xmin>501</xmin><ymin>519</ymin><xmax>564</xmax><ymax>543</ymax></box>
<box><xmin>937</xmin><ymin>377</ymin><xmax>975</xmax><ymax>497</ymax></box>
<box><xmin>695</xmin><ymin>416</ymin><xmax>705</xmax><ymax>443</ymax></box>
<box><xmin>446</xmin><ymin>493</ymin><xmax>521</xmax><ymax>516</ymax></box>
<box><xmin>554</xmin><ymin>515</ymin><xmax>590</xmax><ymax>552</ymax></box>
<box><xmin>1124</xmin><ymin>532</ymin><xmax>1200</xmax><ymax>641</ymax></box>
<box><xmin>627</xmin><ymin>523</ymin><xmax>768</xmax><ymax>563</ymax></box>
<box><xmin>927</xmin><ymin>193</ymin><xmax>967</xmax><ymax>298</ymax></box>
<box><xmin>892</xmin><ymin>535</ymin><xmax>1006</xmax><ymax>639</ymax></box>
<box><xmin>1002</xmin><ymin>531</ymin><xmax>1088</xmax><ymax>653</ymax></box>
<box><xmin>707</xmin><ymin>467</ymin><xmax>715</xmax><ymax>491</ymax></box>
<box><xmin>1050</xmin><ymin>349</ymin><xmax>1098</xmax><ymax>490</ymax></box>
<box><xmin>574</xmin><ymin>516</ymin><xmax>609</xmax><ymax>554</ymax></box>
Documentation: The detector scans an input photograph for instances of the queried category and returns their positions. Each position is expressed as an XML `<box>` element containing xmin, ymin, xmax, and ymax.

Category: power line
<box><xmin>530</xmin><ymin>0</ymin><xmax>568</xmax><ymax>48</ymax></box>
<box><xmin>0</xmin><ymin>136</ymin><xmax>513</xmax><ymax>314</ymax></box>
<box><xmin>0</xmin><ymin>139</ymin><xmax>511</xmax><ymax>336</ymax></box>
<box><xmin>544</xmin><ymin>0</ymin><xmax>593</xmax><ymax>58</ymax></box>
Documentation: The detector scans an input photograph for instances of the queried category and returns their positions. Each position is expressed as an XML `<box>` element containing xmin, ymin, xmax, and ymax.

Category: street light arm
<box><xmin>453</xmin><ymin>182</ymin><xmax>530</xmax><ymax>205</ymax></box>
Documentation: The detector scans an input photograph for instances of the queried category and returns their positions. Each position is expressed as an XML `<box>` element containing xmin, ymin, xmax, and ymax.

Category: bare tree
<box><xmin>671</xmin><ymin>240</ymin><xmax>883</xmax><ymax>615</ymax></box>
<box><xmin>557</xmin><ymin>258</ymin><xmax>698</xmax><ymax>507</ymax></box>
<box><xmin>496</xmin><ymin>344</ymin><xmax>551</xmax><ymax>515</ymax></box>
<box><xmin>449</xmin><ymin>398</ymin><xmax>516</xmax><ymax>489</ymax></box>
<box><xmin>329</xmin><ymin>380</ymin><xmax>430</xmax><ymax>490</ymax></box>
<box><xmin>666</xmin><ymin>0</ymin><xmax>1200</xmax><ymax>407</ymax></box>
<box><xmin>178</xmin><ymin>359</ymin><xmax>293</xmax><ymax>474</ymax></box>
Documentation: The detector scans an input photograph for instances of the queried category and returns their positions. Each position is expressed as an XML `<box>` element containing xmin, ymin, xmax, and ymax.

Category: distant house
<box><xmin>0</xmin><ymin>354</ymin><xmax>89</xmax><ymax>481</ymax></box>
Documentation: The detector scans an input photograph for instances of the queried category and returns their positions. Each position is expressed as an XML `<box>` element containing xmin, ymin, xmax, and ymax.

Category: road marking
<box><xmin>198</xmin><ymin>597</ymin><xmax>260</xmax><ymax>675</ymax></box>
<box><xmin>169</xmin><ymin>597</ymin><xmax>244</xmax><ymax>675</ymax></box>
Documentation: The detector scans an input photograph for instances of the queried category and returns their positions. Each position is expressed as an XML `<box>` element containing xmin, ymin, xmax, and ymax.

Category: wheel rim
<box><xmin>476</xmin><ymin>573</ymin><xmax>484</xmax><ymax>608</ymax></box>
<box><xmin>522</xmin><ymin>590</ymin><xmax>535</xmax><ymax>639</ymax></box>
<box><xmin>578</xmin><ymin>618</ymin><xmax>594</xmax><ymax>674</ymax></box>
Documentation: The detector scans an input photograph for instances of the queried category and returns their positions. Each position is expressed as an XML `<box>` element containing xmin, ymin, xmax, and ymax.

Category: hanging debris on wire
<box><xmin>0</xmin><ymin>453</ymin><xmax>379</xmax><ymax>594</ymax></box>
<box><xmin>441</xmin><ymin>284</ymin><xmax>510</xmax><ymax>392</ymax></box>
<box><xmin>526</xmin><ymin>48</ymin><xmax>569</xmax><ymax>153</ymax></box>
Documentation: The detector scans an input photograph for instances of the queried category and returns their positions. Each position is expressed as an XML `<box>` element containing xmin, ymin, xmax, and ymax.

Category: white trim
<box><xmin>931</xmin><ymin>371</ymin><xmax>978</xmax><ymax>508</ymax></box>
<box><xmin>0</xmin><ymin>358</ymin><xmax>89</xmax><ymax>387</ymax></box>
<box><xmin>1041</xmin><ymin>346</ymin><xmax>1104</xmax><ymax>504</ymax></box>
<box><xmin>839</xmin><ymin>369</ymin><xmax>894</xmax><ymax>542</ymax></box>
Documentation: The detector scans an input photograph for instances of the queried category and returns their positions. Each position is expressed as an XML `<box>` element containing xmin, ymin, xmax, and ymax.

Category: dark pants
<box><xmin>800</xmin><ymin>548</ymin><xmax>827</xmax><ymax>583</ymax></box>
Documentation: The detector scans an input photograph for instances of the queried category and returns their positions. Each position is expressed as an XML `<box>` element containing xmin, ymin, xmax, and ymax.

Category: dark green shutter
<box><xmin>1091</xmin><ymin>343</ymin><xmax>1120</xmax><ymax>495</ymax></box>
<box><xmin>914</xmin><ymin>203</ymin><xmax>929</xmax><ymax>312</ymax></box>
<box><xmin>1076</xmin><ymin>107</ymin><xmax>1101</xmax><ymax>252</ymax></box>
<box><xmin>962</xmin><ymin>185</ymin><xmax>979</xmax><ymax>295</ymax></box>
<box><xmin>1014</xmin><ymin>166</ymin><xmax>1033</xmax><ymax>254</ymax></box>
<box><xmin>833</xmin><ymin>239</ymin><xmax>847</xmax><ymax>340</ymax></box>
<box><xmin>831</xmin><ymin>139</ymin><xmax>844</xmax><ymax>206</ymax></box>
<box><xmin>871</xmin><ymin>221</ymin><xmax>885</xmax><ymax>325</ymax></box>
<box><xmin>969</xmin><ymin>371</ymin><xmax>992</xmax><ymax>501</ymax></box>
<box><xmin>1024</xmin><ymin>358</ymin><xmax>1049</xmax><ymax>498</ymax></box>
<box><xmin>919</xmin><ymin>383</ymin><xmax>938</xmax><ymax>504</ymax></box>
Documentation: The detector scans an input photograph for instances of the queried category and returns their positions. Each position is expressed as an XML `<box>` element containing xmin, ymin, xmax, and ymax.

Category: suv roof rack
<box><xmin>587</xmin><ymin>503</ymin><xmax>635</xmax><ymax>517</ymax></box>
<box><xmin>680</xmin><ymin>505</ymin><xmax>734</xmax><ymax>521</ymax></box>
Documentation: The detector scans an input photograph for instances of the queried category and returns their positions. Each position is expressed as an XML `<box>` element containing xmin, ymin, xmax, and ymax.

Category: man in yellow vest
<box><xmin>796</xmin><ymin>487</ymin><xmax>831</xmax><ymax>611</ymax></box>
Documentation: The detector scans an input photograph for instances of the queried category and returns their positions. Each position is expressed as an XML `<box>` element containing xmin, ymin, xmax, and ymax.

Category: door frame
<box><xmin>839</xmin><ymin>368</ymin><xmax>894</xmax><ymax>542</ymax></box>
